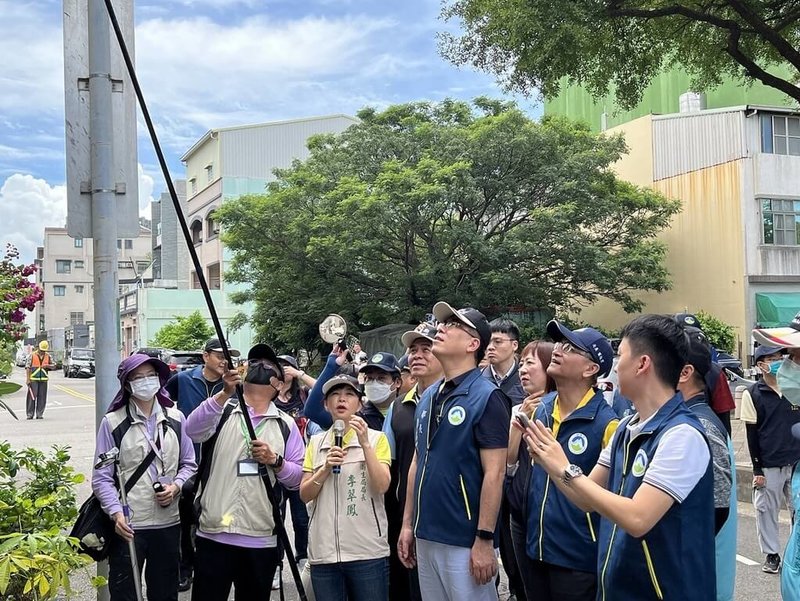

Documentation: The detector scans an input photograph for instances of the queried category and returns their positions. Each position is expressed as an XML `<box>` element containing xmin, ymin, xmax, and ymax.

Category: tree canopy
<box><xmin>149</xmin><ymin>310</ymin><xmax>214</xmax><ymax>350</ymax></box>
<box><xmin>440</xmin><ymin>0</ymin><xmax>800</xmax><ymax>109</ymax></box>
<box><xmin>217</xmin><ymin>98</ymin><xmax>680</xmax><ymax>351</ymax></box>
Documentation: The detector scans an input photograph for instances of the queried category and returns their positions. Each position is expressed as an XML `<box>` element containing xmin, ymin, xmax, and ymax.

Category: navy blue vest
<box><xmin>526</xmin><ymin>389</ymin><xmax>618</xmax><ymax>573</ymax></box>
<box><xmin>413</xmin><ymin>369</ymin><xmax>497</xmax><ymax>548</ymax></box>
<box><xmin>597</xmin><ymin>394</ymin><xmax>716</xmax><ymax>601</ymax></box>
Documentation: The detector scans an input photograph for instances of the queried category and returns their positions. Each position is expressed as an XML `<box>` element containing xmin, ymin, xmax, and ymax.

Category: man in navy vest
<box><xmin>522</xmin><ymin>320</ymin><xmax>618</xmax><ymax>600</ymax></box>
<box><xmin>523</xmin><ymin>314</ymin><xmax>716</xmax><ymax>600</ymax></box>
<box><xmin>398</xmin><ymin>302</ymin><xmax>510</xmax><ymax>600</ymax></box>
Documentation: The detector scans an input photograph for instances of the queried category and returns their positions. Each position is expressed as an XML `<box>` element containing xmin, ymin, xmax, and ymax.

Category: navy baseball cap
<box><xmin>684</xmin><ymin>327</ymin><xmax>711</xmax><ymax>377</ymax></box>
<box><xmin>277</xmin><ymin>354</ymin><xmax>299</xmax><ymax>370</ymax></box>
<box><xmin>359</xmin><ymin>352</ymin><xmax>401</xmax><ymax>376</ymax></box>
<box><xmin>204</xmin><ymin>337</ymin><xmax>240</xmax><ymax>357</ymax></box>
<box><xmin>674</xmin><ymin>313</ymin><xmax>701</xmax><ymax>330</ymax></box>
<box><xmin>401</xmin><ymin>322</ymin><xmax>438</xmax><ymax>348</ymax></box>
<box><xmin>754</xmin><ymin>345</ymin><xmax>785</xmax><ymax>362</ymax></box>
<box><xmin>322</xmin><ymin>375</ymin><xmax>362</xmax><ymax>397</ymax></box>
<box><xmin>547</xmin><ymin>320</ymin><xmax>614</xmax><ymax>377</ymax></box>
<box><xmin>432</xmin><ymin>302</ymin><xmax>492</xmax><ymax>349</ymax></box>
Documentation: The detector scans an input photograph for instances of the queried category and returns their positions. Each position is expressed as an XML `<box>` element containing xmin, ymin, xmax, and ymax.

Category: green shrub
<box><xmin>0</xmin><ymin>442</ymin><xmax>98</xmax><ymax>600</ymax></box>
<box><xmin>695</xmin><ymin>310</ymin><xmax>736</xmax><ymax>354</ymax></box>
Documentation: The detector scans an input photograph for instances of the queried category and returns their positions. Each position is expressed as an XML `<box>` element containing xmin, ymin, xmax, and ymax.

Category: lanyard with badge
<box><xmin>237</xmin><ymin>414</ymin><xmax>269</xmax><ymax>476</ymax></box>
<box><xmin>138</xmin><ymin>417</ymin><xmax>171</xmax><ymax>486</ymax></box>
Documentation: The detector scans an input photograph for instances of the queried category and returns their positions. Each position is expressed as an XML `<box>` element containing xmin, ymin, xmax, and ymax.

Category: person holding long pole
<box><xmin>92</xmin><ymin>354</ymin><xmax>197</xmax><ymax>601</ymax></box>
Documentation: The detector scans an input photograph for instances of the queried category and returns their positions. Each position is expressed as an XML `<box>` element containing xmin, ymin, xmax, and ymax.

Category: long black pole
<box><xmin>100</xmin><ymin>1</ymin><xmax>306</xmax><ymax>598</ymax></box>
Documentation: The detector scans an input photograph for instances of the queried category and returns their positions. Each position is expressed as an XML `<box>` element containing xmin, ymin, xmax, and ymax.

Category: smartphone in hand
<box><xmin>515</xmin><ymin>411</ymin><xmax>531</xmax><ymax>430</ymax></box>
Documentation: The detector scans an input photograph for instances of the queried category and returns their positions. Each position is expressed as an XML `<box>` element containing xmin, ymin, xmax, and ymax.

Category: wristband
<box><xmin>476</xmin><ymin>529</ymin><xmax>494</xmax><ymax>541</ymax></box>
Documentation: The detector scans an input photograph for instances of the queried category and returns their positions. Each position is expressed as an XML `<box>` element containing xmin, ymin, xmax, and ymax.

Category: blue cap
<box><xmin>398</xmin><ymin>354</ymin><xmax>410</xmax><ymax>372</ymax></box>
<box><xmin>547</xmin><ymin>320</ymin><xmax>614</xmax><ymax>378</ymax></box>
<box><xmin>754</xmin><ymin>345</ymin><xmax>784</xmax><ymax>362</ymax></box>
<box><xmin>359</xmin><ymin>352</ymin><xmax>400</xmax><ymax>376</ymax></box>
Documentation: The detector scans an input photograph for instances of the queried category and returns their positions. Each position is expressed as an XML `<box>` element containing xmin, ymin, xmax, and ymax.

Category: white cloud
<box><xmin>0</xmin><ymin>174</ymin><xmax>67</xmax><ymax>265</ymax></box>
<box><xmin>138</xmin><ymin>163</ymin><xmax>155</xmax><ymax>218</ymax></box>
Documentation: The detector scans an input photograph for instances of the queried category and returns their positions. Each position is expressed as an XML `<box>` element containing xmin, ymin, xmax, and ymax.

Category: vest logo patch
<box><xmin>568</xmin><ymin>433</ymin><xmax>588</xmax><ymax>455</ymax></box>
<box><xmin>632</xmin><ymin>449</ymin><xmax>649</xmax><ymax>477</ymax></box>
<box><xmin>448</xmin><ymin>406</ymin><xmax>466</xmax><ymax>426</ymax></box>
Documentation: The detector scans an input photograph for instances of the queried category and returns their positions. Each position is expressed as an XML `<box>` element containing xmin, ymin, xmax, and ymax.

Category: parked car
<box><xmin>63</xmin><ymin>347</ymin><xmax>95</xmax><ymax>378</ymax></box>
<box><xmin>163</xmin><ymin>351</ymin><xmax>204</xmax><ymax>373</ymax></box>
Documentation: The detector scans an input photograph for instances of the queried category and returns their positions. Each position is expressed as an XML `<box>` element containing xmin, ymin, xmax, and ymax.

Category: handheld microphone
<box><xmin>333</xmin><ymin>419</ymin><xmax>345</xmax><ymax>475</ymax></box>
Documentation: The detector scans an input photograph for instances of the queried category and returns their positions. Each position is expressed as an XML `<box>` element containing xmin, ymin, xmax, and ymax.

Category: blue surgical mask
<box><xmin>777</xmin><ymin>358</ymin><xmax>800</xmax><ymax>407</ymax></box>
<box><xmin>769</xmin><ymin>360</ymin><xmax>782</xmax><ymax>375</ymax></box>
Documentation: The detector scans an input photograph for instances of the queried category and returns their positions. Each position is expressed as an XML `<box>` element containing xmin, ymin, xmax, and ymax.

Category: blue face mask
<box><xmin>769</xmin><ymin>360</ymin><xmax>782</xmax><ymax>375</ymax></box>
<box><xmin>776</xmin><ymin>358</ymin><xmax>800</xmax><ymax>407</ymax></box>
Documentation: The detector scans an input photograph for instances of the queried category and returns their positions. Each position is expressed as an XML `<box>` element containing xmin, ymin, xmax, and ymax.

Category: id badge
<box><xmin>237</xmin><ymin>458</ymin><xmax>260</xmax><ymax>477</ymax></box>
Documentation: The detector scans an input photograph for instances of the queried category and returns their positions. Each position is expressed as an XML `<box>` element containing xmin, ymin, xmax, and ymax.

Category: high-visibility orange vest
<box><xmin>30</xmin><ymin>353</ymin><xmax>51</xmax><ymax>381</ymax></box>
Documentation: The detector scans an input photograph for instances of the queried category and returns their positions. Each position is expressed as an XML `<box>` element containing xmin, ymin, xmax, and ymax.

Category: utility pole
<box><xmin>64</xmin><ymin>0</ymin><xmax>138</xmax><ymax>597</ymax></box>
<box><xmin>88</xmin><ymin>2</ymin><xmax>116</xmax><ymax>598</ymax></box>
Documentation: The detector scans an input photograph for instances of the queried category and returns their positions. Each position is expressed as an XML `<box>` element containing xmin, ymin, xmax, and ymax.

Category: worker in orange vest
<box><xmin>26</xmin><ymin>341</ymin><xmax>53</xmax><ymax>419</ymax></box>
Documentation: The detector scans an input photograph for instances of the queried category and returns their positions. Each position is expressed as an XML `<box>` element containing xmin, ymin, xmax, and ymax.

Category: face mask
<box><xmin>768</xmin><ymin>360</ymin><xmax>782</xmax><ymax>376</ymax></box>
<box><xmin>245</xmin><ymin>363</ymin><xmax>279</xmax><ymax>387</ymax></box>
<box><xmin>364</xmin><ymin>381</ymin><xmax>393</xmax><ymax>404</ymax></box>
<box><xmin>130</xmin><ymin>376</ymin><xmax>160</xmax><ymax>401</ymax></box>
<box><xmin>777</xmin><ymin>358</ymin><xmax>800</xmax><ymax>407</ymax></box>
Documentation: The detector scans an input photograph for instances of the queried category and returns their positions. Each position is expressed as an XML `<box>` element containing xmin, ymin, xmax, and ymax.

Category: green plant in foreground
<box><xmin>0</xmin><ymin>442</ymin><xmax>102</xmax><ymax>600</ymax></box>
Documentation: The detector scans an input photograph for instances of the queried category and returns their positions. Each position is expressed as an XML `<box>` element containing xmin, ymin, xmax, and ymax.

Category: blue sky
<box><xmin>0</xmin><ymin>0</ymin><xmax>542</xmax><ymax>265</ymax></box>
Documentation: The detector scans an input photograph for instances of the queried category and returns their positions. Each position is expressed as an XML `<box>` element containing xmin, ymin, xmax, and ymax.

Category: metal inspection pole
<box><xmin>89</xmin><ymin>0</ymin><xmax>118</xmax><ymax>597</ymax></box>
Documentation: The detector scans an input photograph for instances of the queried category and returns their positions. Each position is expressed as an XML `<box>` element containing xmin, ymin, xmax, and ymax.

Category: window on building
<box><xmin>136</xmin><ymin>261</ymin><xmax>149</xmax><ymax>274</ymax></box>
<box><xmin>191</xmin><ymin>220</ymin><xmax>203</xmax><ymax>245</ymax></box>
<box><xmin>191</xmin><ymin>271</ymin><xmax>201</xmax><ymax>289</ymax></box>
<box><xmin>125</xmin><ymin>239</ymin><xmax>133</xmax><ymax>250</ymax></box>
<box><xmin>74</xmin><ymin>237</ymin><xmax>83</xmax><ymax>248</ymax></box>
<box><xmin>56</xmin><ymin>260</ymin><xmax>71</xmax><ymax>274</ymax></box>
<box><xmin>762</xmin><ymin>114</ymin><xmax>800</xmax><ymax>156</ymax></box>
<box><xmin>75</xmin><ymin>285</ymin><xmax>84</xmax><ymax>293</ymax></box>
<box><xmin>206</xmin><ymin>164</ymin><xmax>214</xmax><ymax>182</ymax></box>
<box><xmin>69</xmin><ymin>312</ymin><xmax>84</xmax><ymax>325</ymax></box>
<box><xmin>53</xmin><ymin>285</ymin><xmax>66</xmax><ymax>296</ymax></box>
<box><xmin>206</xmin><ymin>210</ymin><xmax>219</xmax><ymax>238</ymax></box>
<box><xmin>190</xmin><ymin>178</ymin><xmax>197</xmax><ymax>195</ymax></box>
<box><xmin>75</xmin><ymin>260</ymin><xmax>84</xmax><ymax>269</ymax></box>
<box><xmin>117</xmin><ymin>239</ymin><xmax>122</xmax><ymax>250</ymax></box>
<box><xmin>208</xmin><ymin>262</ymin><xmax>221</xmax><ymax>290</ymax></box>
<box><xmin>762</xmin><ymin>198</ymin><xmax>800</xmax><ymax>245</ymax></box>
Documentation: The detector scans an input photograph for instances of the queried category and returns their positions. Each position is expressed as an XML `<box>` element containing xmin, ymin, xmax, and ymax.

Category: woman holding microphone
<box><xmin>300</xmin><ymin>374</ymin><xmax>392</xmax><ymax>600</ymax></box>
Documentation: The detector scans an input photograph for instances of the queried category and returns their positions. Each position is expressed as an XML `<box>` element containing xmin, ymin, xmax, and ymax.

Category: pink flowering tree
<box><xmin>0</xmin><ymin>244</ymin><xmax>42</xmax><ymax>415</ymax></box>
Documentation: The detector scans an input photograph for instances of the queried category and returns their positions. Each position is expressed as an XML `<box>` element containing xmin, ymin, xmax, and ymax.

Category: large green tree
<box><xmin>218</xmin><ymin>99</ymin><xmax>680</xmax><ymax>351</ymax></box>
<box><xmin>440</xmin><ymin>0</ymin><xmax>800</xmax><ymax>108</ymax></box>
<box><xmin>149</xmin><ymin>311</ymin><xmax>214</xmax><ymax>350</ymax></box>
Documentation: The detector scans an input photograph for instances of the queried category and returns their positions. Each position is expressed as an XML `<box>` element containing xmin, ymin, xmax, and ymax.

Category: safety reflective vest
<box><xmin>30</xmin><ymin>353</ymin><xmax>51</xmax><ymax>381</ymax></box>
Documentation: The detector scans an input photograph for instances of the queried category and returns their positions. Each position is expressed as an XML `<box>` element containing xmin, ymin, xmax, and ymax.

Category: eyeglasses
<box><xmin>441</xmin><ymin>320</ymin><xmax>480</xmax><ymax>339</ymax></box>
<box><xmin>129</xmin><ymin>372</ymin><xmax>158</xmax><ymax>382</ymax></box>
<box><xmin>554</xmin><ymin>341</ymin><xmax>593</xmax><ymax>360</ymax></box>
<box><xmin>489</xmin><ymin>337</ymin><xmax>515</xmax><ymax>346</ymax></box>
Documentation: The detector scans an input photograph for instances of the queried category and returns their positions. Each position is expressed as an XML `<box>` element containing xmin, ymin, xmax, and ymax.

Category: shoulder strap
<box><xmin>195</xmin><ymin>401</ymin><xmax>237</xmax><ymax>493</ymax></box>
<box><xmin>276</xmin><ymin>415</ymin><xmax>291</xmax><ymax>444</ymax></box>
<box><xmin>111</xmin><ymin>405</ymin><xmax>134</xmax><ymax>449</ymax></box>
<box><xmin>122</xmin><ymin>448</ymin><xmax>157</xmax><ymax>494</ymax></box>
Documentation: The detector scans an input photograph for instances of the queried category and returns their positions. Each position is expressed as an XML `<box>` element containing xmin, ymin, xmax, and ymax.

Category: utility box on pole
<box><xmin>63</xmin><ymin>0</ymin><xmax>139</xmax><ymax>238</ymax></box>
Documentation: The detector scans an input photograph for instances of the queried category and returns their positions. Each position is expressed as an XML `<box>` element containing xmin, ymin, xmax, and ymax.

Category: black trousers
<box><xmin>178</xmin><ymin>494</ymin><xmax>195</xmax><ymax>579</ymax></box>
<box><xmin>527</xmin><ymin>559</ymin><xmax>596</xmax><ymax>601</ymax></box>
<box><xmin>498</xmin><ymin>495</ymin><xmax>527</xmax><ymax>599</ymax></box>
<box><xmin>108</xmin><ymin>524</ymin><xmax>180</xmax><ymax>601</ymax></box>
<box><xmin>509</xmin><ymin>514</ymin><xmax>538</xmax><ymax>600</ymax></box>
<box><xmin>191</xmin><ymin>536</ymin><xmax>281</xmax><ymax>601</ymax></box>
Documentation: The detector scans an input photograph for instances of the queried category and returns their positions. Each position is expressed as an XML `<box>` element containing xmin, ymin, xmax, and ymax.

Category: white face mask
<box><xmin>130</xmin><ymin>376</ymin><xmax>161</xmax><ymax>401</ymax></box>
<box><xmin>364</xmin><ymin>381</ymin><xmax>393</xmax><ymax>404</ymax></box>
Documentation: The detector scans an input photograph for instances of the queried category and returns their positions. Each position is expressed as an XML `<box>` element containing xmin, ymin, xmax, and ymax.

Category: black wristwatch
<box><xmin>270</xmin><ymin>455</ymin><xmax>284</xmax><ymax>470</ymax></box>
<box><xmin>476</xmin><ymin>529</ymin><xmax>494</xmax><ymax>541</ymax></box>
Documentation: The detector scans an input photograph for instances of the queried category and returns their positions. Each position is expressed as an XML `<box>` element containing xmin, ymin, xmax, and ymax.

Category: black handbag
<box><xmin>70</xmin><ymin>448</ymin><xmax>157</xmax><ymax>561</ymax></box>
